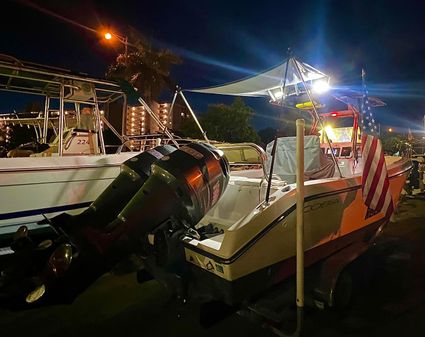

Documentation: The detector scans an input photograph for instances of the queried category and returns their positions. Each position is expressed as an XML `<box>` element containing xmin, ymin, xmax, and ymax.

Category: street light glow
<box><xmin>104</xmin><ymin>32</ymin><xmax>112</xmax><ymax>40</ymax></box>
<box><xmin>388</xmin><ymin>128</ymin><xmax>393</xmax><ymax>132</ymax></box>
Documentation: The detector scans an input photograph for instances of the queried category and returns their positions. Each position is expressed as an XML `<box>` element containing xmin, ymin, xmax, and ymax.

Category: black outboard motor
<box><xmin>76</xmin><ymin>142</ymin><xmax>229</xmax><ymax>262</ymax></box>
<box><xmin>74</xmin><ymin>145</ymin><xmax>177</xmax><ymax>227</ymax></box>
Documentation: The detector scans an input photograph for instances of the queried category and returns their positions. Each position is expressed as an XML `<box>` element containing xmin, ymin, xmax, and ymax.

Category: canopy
<box><xmin>186</xmin><ymin>57</ymin><xmax>328</xmax><ymax>99</ymax></box>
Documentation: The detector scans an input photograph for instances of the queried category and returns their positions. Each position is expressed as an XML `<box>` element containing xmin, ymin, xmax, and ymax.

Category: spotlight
<box><xmin>312</xmin><ymin>80</ymin><xmax>330</xmax><ymax>94</ymax></box>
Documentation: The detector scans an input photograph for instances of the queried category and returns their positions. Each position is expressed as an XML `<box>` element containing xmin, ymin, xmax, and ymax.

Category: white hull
<box><xmin>0</xmin><ymin>153</ymin><xmax>136</xmax><ymax>234</ymax></box>
<box><xmin>184</xmin><ymin>156</ymin><xmax>412</xmax><ymax>283</ymax></box>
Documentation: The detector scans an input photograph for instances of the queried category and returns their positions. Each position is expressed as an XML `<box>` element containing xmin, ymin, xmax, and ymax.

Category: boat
<box><xmin>159</xmin><ymin>58</ymin><xmax>411</xmax><ymax>314</ymax></box>
<box><xmin>0</xmin><ymin>57</ymin><xmax>412</xmax><ymax>333</ymax></box>
<box><xmin>0</xmin><ymin>54</ymin><xmax>185</xmax><ymax>236</ymax></box>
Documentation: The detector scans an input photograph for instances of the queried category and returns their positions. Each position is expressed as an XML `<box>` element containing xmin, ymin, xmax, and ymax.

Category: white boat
<box><xmin>60</xmin><ymin>58</ymin><xmax>411</xmax><ymax>307</ymax></box>
<box><xmin>0</xmin><ymin>54</ymin><xmax>181</xmax><ymax>234</ymax></box>
<box><xmin>0</xmin><ymin>153</ymin><xmax>136</xmax><ymax>234</ymax></box>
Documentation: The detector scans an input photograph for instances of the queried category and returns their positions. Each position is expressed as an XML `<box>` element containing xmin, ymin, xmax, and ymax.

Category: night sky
<box><xmin>1</xmin><ymin>0</ymin><xmax>425</xmax><ymax>132</ymax></box>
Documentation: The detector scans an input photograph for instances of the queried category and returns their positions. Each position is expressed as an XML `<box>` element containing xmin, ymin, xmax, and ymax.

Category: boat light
<box><xmin>274</xmin><ymin>90</ymin><xmax>284</xmax><ymax>99</ymax></box>
<box><xmin>324</xmin><ymin>125</ymin><xmax>336</xmax><ymax>141</ymax></box>
<box><xmin>312</xmin><ymin>80</ymin><xmax>329</xmax><ymax>94</ymax></box>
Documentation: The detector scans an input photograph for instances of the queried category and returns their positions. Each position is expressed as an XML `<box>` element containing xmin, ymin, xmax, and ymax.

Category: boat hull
<box><xmin>0</xmin><ymin>153</ymin><xmax>136</xmax><ymax>234</ymax></box>
<box><xmin>180</xmin><ymin>157</ymin><xmax>411</xmax><ymax>305</ymax></box>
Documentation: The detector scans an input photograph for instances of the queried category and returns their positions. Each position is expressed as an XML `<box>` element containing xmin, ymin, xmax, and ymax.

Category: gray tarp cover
<box><xmin>266</xmin><ymin>136</ymin><xmax>335</xmax><ymax>183</ymax></box>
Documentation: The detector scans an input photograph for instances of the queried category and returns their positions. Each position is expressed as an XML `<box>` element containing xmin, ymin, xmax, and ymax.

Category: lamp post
<box><xmin>104</xmin><ymin>31</ymin><xmax>129</xmax><ymax>57</ymax></box>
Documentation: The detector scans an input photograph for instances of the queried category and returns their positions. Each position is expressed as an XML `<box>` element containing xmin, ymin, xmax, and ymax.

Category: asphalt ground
<box><xmin>1</xmin><ymin>195</ymin><xmax>425</xmax><ymax>337</ymax></box>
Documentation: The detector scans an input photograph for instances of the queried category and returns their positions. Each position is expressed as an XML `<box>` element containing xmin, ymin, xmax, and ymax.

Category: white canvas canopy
<box><xmin>186</xmin><ymin>57</ymin><xmax>329</xmax><ymax>100</ymax></box>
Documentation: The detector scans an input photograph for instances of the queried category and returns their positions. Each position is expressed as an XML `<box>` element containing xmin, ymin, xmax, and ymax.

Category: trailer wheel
<box><xmin>332</xmin><ymin>269</ymin><xmax>353</xmax><ymax>310</ymax></box>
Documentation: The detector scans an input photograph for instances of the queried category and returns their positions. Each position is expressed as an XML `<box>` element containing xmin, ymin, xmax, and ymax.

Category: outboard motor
<box><xmin>75</xmin><ymin>145</ymin><xmax>176</xmax><ymax>227</ymax></box>
<box><xmin>77</xmin><ymin>142</ymin><xmax>229</xmax><ymax>262</ymax></box>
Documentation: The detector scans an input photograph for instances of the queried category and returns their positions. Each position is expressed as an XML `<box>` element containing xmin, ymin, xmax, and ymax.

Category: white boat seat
<box><xmin>230</xmin><ymin>167</ymin><xmax>264</xmax><ymax>179</ymax></box>
<box><xmin>198</xmin><ymin>177</ymin><xmax>263</xmax><ymax>229</ymax></box>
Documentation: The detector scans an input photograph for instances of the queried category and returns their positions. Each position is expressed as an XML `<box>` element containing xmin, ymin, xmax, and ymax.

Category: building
<box><xmin>125</xmin><ymin>99</ymin><xmax>192</xmax><ymax>150</ymax></box>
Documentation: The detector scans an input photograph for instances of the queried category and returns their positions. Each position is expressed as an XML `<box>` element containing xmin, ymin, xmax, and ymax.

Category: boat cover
<box><xmin>266</xmin><ymin>136</ymin><xmax>335</xmax><ymax>183</ymax></box>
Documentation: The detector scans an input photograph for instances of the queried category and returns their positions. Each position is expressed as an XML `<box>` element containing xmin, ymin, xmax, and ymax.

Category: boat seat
<box><xmin>198</xmin><ymin>177</ymin><xmax>264</xmax><ymax>229</ymax></box>
<box><xmin>230</xmin><ymin>167</ymin><xmax>264</xmax><ymax>179</ymax></box>
<box><xmin>31</xmin><ymin>128</ymin><xmax>99</xmax><ymax>156</ymax></box>
<box><xmin>7</xmin><ymin>149</ymin><xmax>34</xmax><ymax>158</ymax></box>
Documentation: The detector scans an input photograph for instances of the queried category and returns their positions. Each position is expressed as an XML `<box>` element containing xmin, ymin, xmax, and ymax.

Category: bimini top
<box><xmin>186</xmin><ymin>57</ymin><xmax>328</xmax><ymax>100</ymax></box>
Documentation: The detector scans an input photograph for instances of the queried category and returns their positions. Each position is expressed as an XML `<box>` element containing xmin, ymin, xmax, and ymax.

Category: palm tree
<box><xmin>106</xmin><ymin>28</ymin><xmax>182</xmax><ymax>104</ymax></box>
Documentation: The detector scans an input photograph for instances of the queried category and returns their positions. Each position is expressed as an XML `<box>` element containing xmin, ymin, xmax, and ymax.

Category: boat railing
<box><xmin>119</xmin><ymin>134</ymin><xmax>196</xmax><ymax>152</ymax></box>
<box><xmin>215</xmin><ymin>142</ymin><xmax>268</xmax><ymax>179</ymax></box>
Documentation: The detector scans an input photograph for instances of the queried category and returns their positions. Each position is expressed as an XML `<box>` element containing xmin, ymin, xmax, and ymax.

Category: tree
<box><xmin>258</xmin><ymin>127</ymin><xmax>277</xmax><ymax>147</ymax></box>
<box><xmin>181</xmin><ymin>98</ymin><xmax>260</xmax><ymax>143</ymax></box>
<box><xmin>380</xmin><ymin>133</ymin><xmax>406</xmax><ymax>155</ymax></box>
<box><xmin>106</xmin><ymin>28</ymin><xmax>181</xmax><ymax>104</ymax></box>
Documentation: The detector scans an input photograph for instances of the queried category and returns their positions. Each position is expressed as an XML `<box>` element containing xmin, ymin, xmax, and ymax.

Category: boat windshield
<box><xmin>319</xmin><ymin>112</ymin><xmax>359</xmax><ymax>144</ymax></box>
<box><xmin>215</xmin><ymin>143</ymin><xmax>267</xmax><ymax>177</ymax></box>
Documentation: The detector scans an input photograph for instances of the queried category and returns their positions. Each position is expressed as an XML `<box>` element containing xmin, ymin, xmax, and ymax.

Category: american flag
<box><xmin>360</xmin><ymin>69</ymin><xmax>394</xmax><ymax>218</ymax></box>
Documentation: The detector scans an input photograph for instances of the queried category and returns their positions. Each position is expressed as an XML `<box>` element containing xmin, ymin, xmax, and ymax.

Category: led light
<box><xmin>324</xmin><ymin>125</ymin><xmax>336</xmax><ymax>141</ymax></box>
<box><xmin>274</xmin><ymin>90</ymin><xmax>284</xmax><ymax>99</ymax></box>
<box><xmin>312</xmin><ymin>80</ymin><xmax>330</xmax><ymax>94</ymax></box>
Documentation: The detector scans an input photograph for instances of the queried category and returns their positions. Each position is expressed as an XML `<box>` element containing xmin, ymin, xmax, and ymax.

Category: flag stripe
<box><xmin>360</xmin><ymin>69</ymin><xmax>394</xmax><ymax>219</ymax></box>
<box><xmin>362</xmin><ymin>136</ymin><xmax>378</xmax><ymax>198</ymax></box>
<box><xmin>375</xmin><ymin>177</ymin><xmax>390</xmax><ymax>211</ymax></box>
<box><xmin>365</xmin><ymin>150</ymin><xmax>385</xmax><ymax>206</ymax></box>
<box><xmin>370</xmin><ymin>164</ymin><xmax>387</xmax><ymax>209</ymax></box>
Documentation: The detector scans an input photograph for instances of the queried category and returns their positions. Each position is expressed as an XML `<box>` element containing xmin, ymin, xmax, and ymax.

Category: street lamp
<box><xmin>103</xmin><ymin>31</ymin><xmax>128</xmax><ymax>57</ymax></box>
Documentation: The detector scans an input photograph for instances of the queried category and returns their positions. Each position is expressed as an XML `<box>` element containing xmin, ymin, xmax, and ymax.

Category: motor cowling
<box><xmin>117</xmin><ymin>142</ymin><xmax>229</xmax><ymax>236</ymax></box>
<box><xmin>72</xmin><ymin>145</ymin><xmax>177</xmax><ymax>228</ymax></box>
<box><xmin>83</xmin><ymin>143</ymin><xmax>229</xmax><ymax>260</ymax></box>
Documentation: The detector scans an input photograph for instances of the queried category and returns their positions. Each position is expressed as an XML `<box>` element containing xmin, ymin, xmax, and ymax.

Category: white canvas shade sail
<box><xmin>186</xmin><ymin>58</ymin><xmax>329</xmax><ymax>99</ymax></box>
